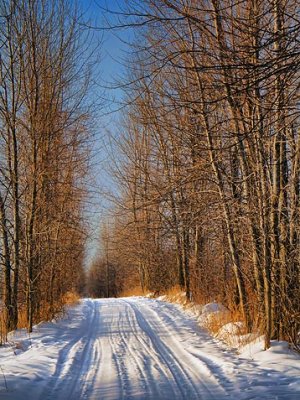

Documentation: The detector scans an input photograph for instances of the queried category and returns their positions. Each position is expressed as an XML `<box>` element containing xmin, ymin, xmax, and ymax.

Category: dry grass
<box><xmin>202</xmin><ymin>311</ymin><xmax>231</xmax><ymax>335</ymax></box>
<box><xmin>0</xmin><ymin>306</ymin><xmax>27</xmax><ymax>345</ymax></box>
<box><xmin>120</xmin><ymin>284</ymin><xmax>185</xmax><ymax>300</ymax></box>
<box><xmin>163</xmin><ymin>285</ymin><xmax>184</xmax><ymax>297</ymax></box>
<box><xmin>199</xmin><ymin>308</ymin><xmax>260</xmax><ymax>349</ymax></box>
<box><xmin>62</xmin><ymin>291</ymin><xmax>80</xmax><ymax>306</ymax></box>
<box><xmin>152</xmin><ymin>286</ymin><xmax>257</xmax><ymax>349</ymax></box>
<box><xmin>203</xmin><ymin>308</ymin><xmax>244</xmax><ymax>335</ymax></box>
<box><xmin>0</xmin><ymin>309</ymin><xmax>8</xmax><ymax>345</ymax></box>
<box><xmin>17</xmin><ymin>306</ymin><xmax>28</xmax><ymax>330</ymax></box>
<box><xmin>120</xmin><ymin>286</ymin><xmax>148</xmax><ymax>297</ymax></box>
<box><xmin>0</xmin><ymin>291</ymin><xmax>81</xmax><ymax>345</ymax></box>
<box><xmin>158</xmin><ymin>285</ymin><xmax>189</xmax><ymax>306</ymax></box>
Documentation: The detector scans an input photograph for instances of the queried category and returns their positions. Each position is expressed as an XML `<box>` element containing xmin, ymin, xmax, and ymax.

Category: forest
<box><xmin>1</xmin><ymin>0</ymin><xmax>300</xmax><ymax>353</ymax></box>
<box><xmin>0</xmin><ymin>0</ymin><xmax>88</xmax><ymax>339</ymax></box>
<box><xmin>88</xmin><ymin>0</ymin><xmax>300</xmax><ymax>351</ymax></box>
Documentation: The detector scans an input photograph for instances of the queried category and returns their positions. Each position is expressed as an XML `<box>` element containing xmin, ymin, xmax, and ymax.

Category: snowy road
<box><xmin>0</xmin><ymin>298</ymin><xmax>299</xmax><ymax>399</ymax></box>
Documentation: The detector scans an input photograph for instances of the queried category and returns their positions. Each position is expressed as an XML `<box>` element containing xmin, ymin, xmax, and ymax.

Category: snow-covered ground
<box><xmin>0</xmin><ymin>297</ymin><xmax>299</xmax><ymax>399</ymax></box>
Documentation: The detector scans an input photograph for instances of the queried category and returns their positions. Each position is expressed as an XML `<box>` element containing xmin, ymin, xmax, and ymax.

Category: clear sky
<box><xmin>77</xmin><ymin>0</ymin><xmax>133</xmax><ymax>265</ymax></box>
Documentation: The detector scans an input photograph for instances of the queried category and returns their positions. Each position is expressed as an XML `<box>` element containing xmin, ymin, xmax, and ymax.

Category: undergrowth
<box><xmin>120</xmin><ymin>286</ymin><xmax>149</xmax><ymax>298</ymax></box>
<box><xmin>156</xmin><ymin>285</ymin><xmax>257</xmax><ymax>349</ymax></box>
<box><xmin>0</xmin><ymin>291</ymin><xmax>80</xmax><ymax>345</ymax></box>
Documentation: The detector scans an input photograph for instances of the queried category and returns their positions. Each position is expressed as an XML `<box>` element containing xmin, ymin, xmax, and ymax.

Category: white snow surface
<box><xmin>0</xmin><ymin>297</ymin><xmax>299</xmax><ymax>399</ymax></box>
<box><xmin>201</xmin><ymin>302</ymin><xmax>228</xmax><ymax>314</ymax></box>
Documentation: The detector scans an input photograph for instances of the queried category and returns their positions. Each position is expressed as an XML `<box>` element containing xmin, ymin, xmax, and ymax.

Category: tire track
<box><xmin>5</xmin><ymin>297</ymin><xmax>298</xmax><ymax>400</ymax></box>
<box><xmin>117</xmin><ymin>306</ymin><xmax>150</xmax><ymax>396</ymax></box>
<box><xmin>39</xmin><ymin>300</ymin><xmax>97</xmax><ymax>400</ymax></box>
<box><xmin>67</xmin><ymin>300</ymin><xmax>102</xmax><ymax>399</ymax></box>
<box><xmin>121</xmin><ymin>301</ymin><xmax>165</xmax><ymax>399</ymax></box>
<box><xmin>121</xmin><ymin>299</ymin><xmax>179</xmax><ymax>399</ymax></box>
<box><xmin>144</xmin><ymin>300</ymin><xmax>233</xmax><ymax>397</ymax></box>
<box><xmin>124</xmin><ymin>300</ymin><xmax>201</xmax><ymax>400</ymax></box>
<box><xmin>105</xmin><ymin>300</ymin><xmax>155</xmax><ymax>399</ymax></box>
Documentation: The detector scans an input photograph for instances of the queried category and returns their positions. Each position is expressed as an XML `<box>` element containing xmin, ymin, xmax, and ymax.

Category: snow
<box><xmin>201</xmin><ymin>302</ymin><xmax>228</xmax><ymax>314</ymax></box>
<box><xmin>0</xmin><ymin>297</ymin><xmax>299</xmax><ymax>399</ymax></box>
<box><xmin>218</xmin><ymin>321</ymin><xmax>244</xmax><ymax>337</ymax></box>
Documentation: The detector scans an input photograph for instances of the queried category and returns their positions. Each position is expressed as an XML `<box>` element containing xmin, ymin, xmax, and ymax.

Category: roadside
<box><xmin>0</xmin><ymin>297</ymin><xmax>299</xmax><ymax>399</ymax></box>
<box><xmin>153</xmin><ymin>289</ymin><xmax>300</xmax><ymax>388</ymax></box>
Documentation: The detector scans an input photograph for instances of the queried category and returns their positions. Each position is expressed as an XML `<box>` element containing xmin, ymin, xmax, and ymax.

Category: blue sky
<box><xmin>77</xmin><ymin>0</ymin><xmax>133</xmax><ymax>265</ymax></box>
<box><xmin>79</xmin><ymin>0</ymin><xmax>131</xmax><ymax>88</ymax></box>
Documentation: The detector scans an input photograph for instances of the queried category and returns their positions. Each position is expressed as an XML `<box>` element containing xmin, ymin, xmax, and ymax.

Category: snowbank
<box><xmin>156</xmin><ymin>291</ymin><xmax>300</xmax><ymax>383</ymax></box>
<box><xmin>202</xmin><ymin>302</ymin><xmax>228</xmax><ymax>314</ymax></box>
<box><xmin>0</xmin><ymin>297</ymin><xmax>299</xmax><ymax>399</ymax></box>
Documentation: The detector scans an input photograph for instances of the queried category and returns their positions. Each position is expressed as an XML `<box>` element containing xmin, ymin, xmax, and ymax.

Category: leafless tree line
<box><xmin>0</xmin><ymin>0</ymin><xmax>90</xmax><ymax>337</ymax></box>
<box><xmin>102</xmin><ymin>0</ymin><xmax>300</xmax><ymax>349</ymax></box>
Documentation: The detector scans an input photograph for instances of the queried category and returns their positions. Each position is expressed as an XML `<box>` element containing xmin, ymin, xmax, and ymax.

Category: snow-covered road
<box><xmin>0</xmin><ymin>298</ymin><xmax>299</xmax><ymax>399</ymax></box>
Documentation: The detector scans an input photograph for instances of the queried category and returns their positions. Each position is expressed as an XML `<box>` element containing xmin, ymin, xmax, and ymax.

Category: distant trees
<box><xmin>102</xmin><ymin>0</ymin><xmax>300</xmax><ymax>349</ymax></box>
<box><xmin>0</xmin><ymin>0</ymin><xmax>91</xmax><ymax>336</ymax></box>
<box><xmin>87</xmin><ymin>221</ymin><xmax>140</xmax><ymax>298</ymax></box>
